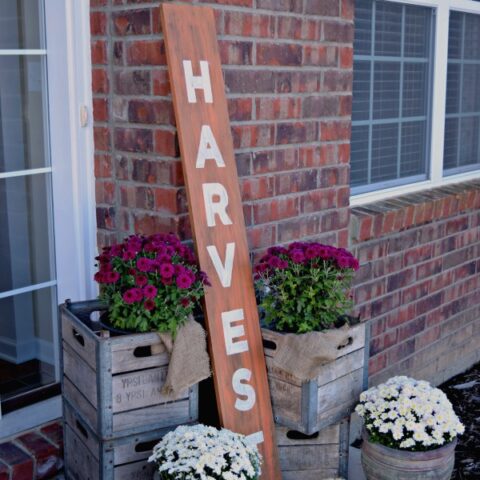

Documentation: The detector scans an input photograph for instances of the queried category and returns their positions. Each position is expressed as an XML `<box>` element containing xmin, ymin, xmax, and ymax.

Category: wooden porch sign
<box><xmin>161</xmin><ymin>4</ymin><xmax>281</xmax><ymax>479</ymax></box>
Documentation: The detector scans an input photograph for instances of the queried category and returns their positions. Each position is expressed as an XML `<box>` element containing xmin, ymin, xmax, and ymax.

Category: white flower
<box><xmin>148</xmin><ymin>424</ymin><xmax>261</xmax><ymax>480</ymax></box>
<box><xmin>356</xmin><ymin>376</ymin><xmax>464</xmax><ymax>452</ymax></box>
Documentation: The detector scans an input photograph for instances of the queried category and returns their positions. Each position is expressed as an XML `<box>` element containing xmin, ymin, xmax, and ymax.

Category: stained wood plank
<box><xmin>161</xmin><ymin>4</ymin><xmax>280</xmax><ymax>479</ymax></box>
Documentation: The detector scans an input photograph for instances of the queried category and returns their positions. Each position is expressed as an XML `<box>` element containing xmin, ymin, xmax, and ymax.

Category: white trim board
<box><xmin>0</xmin><ymin>396</ymin><xmax>62</xmax><ymax>440</ymax></box>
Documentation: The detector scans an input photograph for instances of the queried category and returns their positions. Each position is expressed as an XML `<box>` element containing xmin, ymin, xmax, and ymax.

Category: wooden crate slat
<box><xmin>282</xmin><ymin>469</ymin><xmax>340</xmax><ymax>480</ymax></box>
<box><xmin>111</xmin><ymin>334</ymin><xmax>169</xmax><ymax>374</ymax></box>
<box><xmin>62</xmin><ymin>314</ymin><xmax>98</xmax><ymax>371</ymax></box>
<box><xmin>275</xmin><ymin>424</ymin><xmax>340</xmax><ymax>446</ymax></box>
<box><xmin>63</xmin><ymin>342</ymin><xmax>98</xmax><ymax>407</ymax></box>
<box><xmin>268</xmin><ymin>377</ymin><xmax>303</xmax><ymax>424</ymax></box>
<box><xmin>65</xmin><ymin>425</ymin><xmax>101</xmax><ymax>480</ymax></box>
<box><xmin>63</xmin><ymin>377</ymin><xmax>98</xmax><ymax>434</ymax></box>
<box><xmin>112</xmin><ymin>398</ymin><xmax>192</xmax><ymax>433</ymax></box>
<box><xmin>278</xmin><ymin>442</ymin><xmax>340</xmax><ymax>470</ymax></box>
<box><xmin>114</xmin><ymin>461</ymin><xmax>155</xmax><ymax>480</ymax></box>
<box><xmin>315</xmin><ymin>348</ymin><xmax>365</xmax><ymax>386</ymax></box>
<box><xmin>316</xmin><ymin>367</ymin><xmax>364</xmax><ymax>415</ymax></box>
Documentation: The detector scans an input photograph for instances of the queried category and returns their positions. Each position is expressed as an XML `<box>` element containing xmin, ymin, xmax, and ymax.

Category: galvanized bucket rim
<box><xmin>362</xmin><ymin>428</ymin><xmax>457</xmax><ymax>460</ymax></box>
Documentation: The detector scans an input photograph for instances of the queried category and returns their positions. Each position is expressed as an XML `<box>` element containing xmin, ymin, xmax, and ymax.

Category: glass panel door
<box><xmin>0</xmin><ymin>0</ymin><xmax>58</xmax><ymax>408</ymax></box>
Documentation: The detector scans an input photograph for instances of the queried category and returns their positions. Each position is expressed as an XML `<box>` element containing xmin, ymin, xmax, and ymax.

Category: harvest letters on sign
<box><xmin>161</xmin><ymin>4</ymin><xmax>281</xmax><ymax>479</ymax></box>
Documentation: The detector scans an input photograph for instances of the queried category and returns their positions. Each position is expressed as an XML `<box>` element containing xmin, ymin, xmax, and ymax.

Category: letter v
<box><xmin>206</xmin><ymin>242</ymin><xmax>235</xmax><ymax>288</ymax></box>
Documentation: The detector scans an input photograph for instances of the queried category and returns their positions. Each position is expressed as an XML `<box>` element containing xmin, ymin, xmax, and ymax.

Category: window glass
<box><xmin>444</xmin><ymin>11</ymin><xmax>480</xmax><ymax>175</ymax></box>
<box><xmin>351</xmin><ymin>0</ymin><xmax>433</xmax><ymax>192</ymax></box>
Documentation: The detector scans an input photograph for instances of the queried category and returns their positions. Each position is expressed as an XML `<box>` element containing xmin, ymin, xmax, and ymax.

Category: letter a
<box><xmin>183</xmin><ymin>60</ymin><xmax>213</xmax><ymax>103</ymax></box>
<box><xmin>196</xmin><ymin>125</ymin><xmax>225</xmax><ymax>169</ymax></box>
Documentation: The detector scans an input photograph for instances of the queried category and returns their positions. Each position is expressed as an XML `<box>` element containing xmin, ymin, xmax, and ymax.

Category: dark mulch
<box><xmin>439</xmin><ymin>362</ymin><xmax>480</xmax><ymax>479</ymax></box>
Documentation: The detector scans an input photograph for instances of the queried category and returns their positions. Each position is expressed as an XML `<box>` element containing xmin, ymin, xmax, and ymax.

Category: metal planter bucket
<box><xmin>361</xmin><ymin>431</ymin><xmax>457</xmax><ymax>480</ymax></box>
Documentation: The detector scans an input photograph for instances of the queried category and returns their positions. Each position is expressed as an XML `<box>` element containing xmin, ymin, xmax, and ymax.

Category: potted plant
<box><xmin>94</xmin><ymin>233</ymin><xmax>208</xmax><ymax>336</ymax></box>
<box><xmin>148</xmin><ymin>424</ymin><xmax>262</xmax><ymax>479</ymax></box>
<box><xmin>61</xmin><ymin>233</ymin><xmax>210</xmax><ymax>452</ymax></box>
<box><xmin>253</xmin><ymin>241</ymin><xmax>366</xmax><ymax>434</ymax></box>
<box><xmin>356</xmin><ymin>376</ymin><xmax>464</xmax><ymax>479</ymax></box>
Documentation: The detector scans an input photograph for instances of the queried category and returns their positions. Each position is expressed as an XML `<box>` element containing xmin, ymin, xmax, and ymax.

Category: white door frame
<box><xmin>0</xmin><ymin>0</ymin><xmax>96</xmax><ymax>435</ymax></box>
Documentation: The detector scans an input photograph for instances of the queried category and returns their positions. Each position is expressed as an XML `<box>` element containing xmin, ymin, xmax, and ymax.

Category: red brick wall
<box><xmin>90</xmin><ymin>0</ymin><xmax>354</xmax><ymax>253</ymax></box>
<box><xmin>350</xmin><ymin>182</ymin><xmax>480</xmax><ymax>386</ymax></box>
<box><xmin>90</xmin><ymin>0</ymin><xmax>480</xmax><ymax>386</ymax></box>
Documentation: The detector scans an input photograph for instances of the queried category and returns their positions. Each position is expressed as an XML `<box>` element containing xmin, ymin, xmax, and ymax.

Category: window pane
<box><xmin>0</xmin><ymin>0</ymin><xmax>44</xmax><ymax>49</ymax></box>
<box><xmin>444</xmin><ymin>11</ymin><xmax>480</xmax><ymax>175</ymax></box>
<box><xmin>401</xmin><ymin>121</ymin><xmax>427</xmax><ymax>177</ymax></box>
<box><xmin>354</xmin><ymin>0</ymin><xmax>373</xmax><ymax>55</ymax></box>
<box><xmin>352</xmin><ymin>60</ymin><xmax>371</xmax><ymax>122</ymax></box>
<box><xmin>0</xmin><ymin>287</ymin><xmax>56</xmax><ymax>400</ymax></box>
<box><xmin>351</xmin><ymin>125</ymin><xmax>369</xmax><ymax>187</ymax></box>
<box><xmin>403</xmin><ymin>63</ymin><xmax>428</xmax><ymax>117</ymax></box>
<box><xmin>371</xmin><ymin>123</ymin><xmax>398</xmax><ymax>183</ymax></box>
<box><xmin>445</xmin><ymin>63</ymin><xmax>461</xmax><ymax>114</ymax></box>
<box><xmin>373</xmin><ymin>62</ymin><xmax>400</xmax><ymax>119</ymax></box>
<box><xmin>0</xmin><ymin>174</ymin><xmax>55</xmax><ymax>293</ymax></box>
<box><xmin>404</xmin><ymin>6</ymin><xmax>431</xmax><ymax>58</ymax></box>
<box><xmin>375</xmin><ymin>1</ymin><xmax>402</xmax><ymax>57</ymax></box>
<box><xmin>0</xmin><ymin>56</ymin><xmax>49</xmax><ymax>173</ymax></box>
<box><xmin>444</xmin><ymin>118</ymin><xmax>459</xmax><ymax>170</ymax></box>
<box><xmin>459</xmin><ymin>116</ymin><xmax>480</xmax><ymax>166</ymax></box>
<box><xmin>351</xmin><ymin>0</ymin><xmax>432</xmax><ymax>192</ymax></box>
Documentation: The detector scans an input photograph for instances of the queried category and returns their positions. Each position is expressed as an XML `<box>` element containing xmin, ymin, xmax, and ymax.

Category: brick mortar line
<box><xmin>368</xmin><ymin>305</ymin><xmax>480</xmax><ymax>362</ymax></box>
<box><xmin>354</xmin><ymin>267</ymin><xmax>479</xmax><ymax>311</ymax></box>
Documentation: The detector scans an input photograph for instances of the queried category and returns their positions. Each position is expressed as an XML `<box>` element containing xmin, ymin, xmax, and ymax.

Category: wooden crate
<box><xmin>263</xmin><ymin>322</ymin><xmax>369</xmax><ymax>434</ymax></box>
<box><xmin>60</xmin><ymin>300</ymin><xmax>198</xmax><ymax>439</ymax></box>
<box><xmin>276</xmin><ymin>419</ymin><xmax>350</xmax><ymax>479</ymax></box>
<box><xmin>63</xmin><ymin>399</ymin><xmax>175</xmax><ymax>480</ymax></box>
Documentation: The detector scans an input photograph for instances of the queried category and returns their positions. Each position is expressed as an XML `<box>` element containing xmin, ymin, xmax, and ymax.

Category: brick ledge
<box><xmin>350</xmin><ymin>180</ymin><xmax>480</xmax><ymax>243</ymax></box>
<box><xmin>0</xmin><ymin>422</ymin><xmax>63</xmax><ymax>480</ymax></box>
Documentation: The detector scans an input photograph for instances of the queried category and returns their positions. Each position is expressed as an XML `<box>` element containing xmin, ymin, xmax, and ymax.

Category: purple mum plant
<box><xmin>94</xmin><ymin>233</ymin><xmax>209</xmax><ymax>336</ymax></box>
<box><xmin>254</xmin><ymin>241</ymin><xmax>359</xmax><ymax>333</ymax></box>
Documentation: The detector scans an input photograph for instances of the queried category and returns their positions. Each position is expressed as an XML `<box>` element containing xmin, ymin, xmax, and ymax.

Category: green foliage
<box><xmin>254</xmin><ymin>242</ymin><xmax>358</xmax><ymax>333</ymax></box>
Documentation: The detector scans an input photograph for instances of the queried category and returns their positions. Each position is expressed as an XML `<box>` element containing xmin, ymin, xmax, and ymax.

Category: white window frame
<box><xmin>351</xmin><ymin>0</ymin><xmax>480</xmax><ymax>206</ymax></box>
<box><xmin>0</xmin><ymin>0</ymin><xmax>96</xmax><ymax>436</ymax></box>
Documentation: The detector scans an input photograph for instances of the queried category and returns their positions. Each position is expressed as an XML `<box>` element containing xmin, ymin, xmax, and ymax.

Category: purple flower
<box><xmin>267</xmin><ymin>256</ymin><xmax>282</xmax><ymax>269</ymax></box>
<box><xmin>278</xmin><ymin>259</ymin><xmax>289</xmax><ymax>269</ymax></box>
<box><xmin>305</xmin><ymin>246</ymin><xmax>318</xmax><ymax>260</ymax></box>
<box><xmin>94</xmin><ymin>272</ymin><xmax>106</xmax><ymax>284</ymax></box>
<box><xmin>160</xmin><ymin>263</ymin><xmax>175</xmax><ymax>279</ymax></box>
<box><xmin>105</xmin><ymin>271</ymin><xmax>120</xmax><ymax>284</ymax></box>
<box><xmin>132</xmin><ymin>288</ymin><xmax>144</xmax><ymax>302</ymax></box>
<box><xmin>144</xmin><ymin>299</ymin><xmax>155</xmax><ymax>311</ymax></box>
<box><xmin>122</xmin><ymin>249</ymin><xmax>136</xmax><ymax>261</ymax></box>
<box><xmin>135</xmin><ymin>275</ymin><xmax>148</xmax><ymax>287</ymax></box>
<box><xmin>200</xmin><ymin>271</ymin><xmax>211</xmax><ymax>286</ymax></box>
<box><xmin>176</xmin><ymin>273</ymin><xmax>193</xmax><ymax>289</ymax></box>
<box><xmin>290</xmin><ymin>249</ymin><xmax>305</xmax><ymax>264</ymax></box>
<box><xmin>143</xmin><ymin>284</ymin><xmax>158</xmax><ymax>299</ymax></box>
<box><xmin>122</xmin><ymin>289</ymin><xmax>137</xmax><ymax>304</ymax></box>
<box><xmin>137</xmin><ymin>257</ymin><xmax>152</xmax><ymax>272</ymax></box>
<box><xmin>336</xmin><ymin>255</ymin><xmax>351</xmax><ymax>269</ymax></box>
<box><xmin>180</xmin><ymin>297</ymin><xmax>191</xmax><ymax>307</ymax></box>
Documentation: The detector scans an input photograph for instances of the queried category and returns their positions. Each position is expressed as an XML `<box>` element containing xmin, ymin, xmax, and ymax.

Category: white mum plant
<box><xmin>356</xmin><ymin>376</ymin><xmax>464</xmax><ymax>451</ymax></box>
<box><xmin>148</xmin><ymin>424</ymin><xmax>261</xmax><ymax>480</ymax></box>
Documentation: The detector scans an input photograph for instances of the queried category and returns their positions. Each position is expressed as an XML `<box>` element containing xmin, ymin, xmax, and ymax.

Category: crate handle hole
<box><xmin>135</xmin><ymin>439</ymin><xmax>162</xmax><ymax>452</ymax></box>
<box><xmin>72</xmin><ymin>328</ymin><xmax>85</xmax><ymax>347</ymax></box>
<box><xmin>76</xmin><ymin>420</ymin><xmax>89</xmax><ymax>440</ymax></box>
<box><xmin>286</xmin><ymin>430</ymin><xmax>319</xmax><ymax>440</ymax></box>
<box><xmin>134</xmin><ymin>346</ymin><xmax>152</xmax><ymax>358</ymax></box>
<box><xmin>262</xmin><ymin>339</ymin><xmax>277</xmax><ymax>351</ymax></box>
<box><xmin>337</xmin><ymin>336</ymin><xmax>353</xmax><ymax>350</ymax></box>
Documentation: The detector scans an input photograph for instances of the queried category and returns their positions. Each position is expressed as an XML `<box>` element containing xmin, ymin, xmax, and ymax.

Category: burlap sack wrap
<box><xmin>262</xmin><ymin>324</ymin><xmax>354</xmax><ymax>381</ymax></box>
<box><xmin>158</xmin><ymin>317</ymin><xmax>211</xmax><ymax>399</ymax></box>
